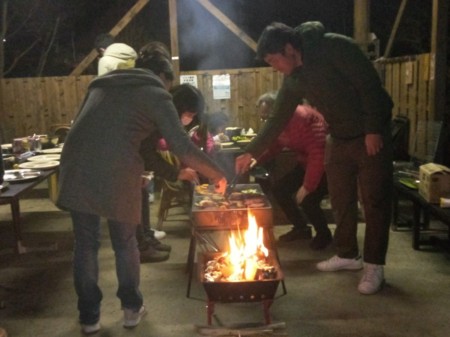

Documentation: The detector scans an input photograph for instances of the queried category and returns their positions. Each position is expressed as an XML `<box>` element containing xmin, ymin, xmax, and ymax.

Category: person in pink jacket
<box><xmin>256</xmin><ymin>95</ymin><xmax>332</xmax><ymax>250</ymax></box>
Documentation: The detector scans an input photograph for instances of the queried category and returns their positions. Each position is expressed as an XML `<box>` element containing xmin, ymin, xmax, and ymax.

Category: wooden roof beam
<box><xmin>70</xmin><ymin>0</ymin><xmax>150</xmax><ymax>76</ymax></box>
<box><xmin>196</xmin><ymin>0</ymin><xmax>257</xmax><ymax>52</ymax></box>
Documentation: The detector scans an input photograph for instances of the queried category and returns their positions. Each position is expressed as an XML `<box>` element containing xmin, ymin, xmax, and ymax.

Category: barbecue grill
<box><xmin>188</xmin><ymin>183</ymin><xmax>286</xmax><ymax>324</ymax></box>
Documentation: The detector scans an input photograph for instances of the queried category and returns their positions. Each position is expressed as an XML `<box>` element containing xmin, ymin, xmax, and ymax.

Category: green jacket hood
<box><xmin>294</xmin><ymin>21</ymin><xmax>326</xmax><ymax>51</ymax></box>
<box><xmin>90</xmin><ymin>68</ymin><xmax>165</xmax><ymax>89</ymax></box>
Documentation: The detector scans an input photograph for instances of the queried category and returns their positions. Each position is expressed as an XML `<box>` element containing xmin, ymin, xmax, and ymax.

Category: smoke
<box><xmin>177</xmin><ymin>0</ymin><xmax>254</xmax><ymax>70</ymax></box>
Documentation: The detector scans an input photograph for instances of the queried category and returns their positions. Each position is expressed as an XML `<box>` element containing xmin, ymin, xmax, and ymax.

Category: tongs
<box><xmin>225</xmin><ymin>173</ymin><xmax>240</xmax><ymax>197</ymax></box>
<box><xmin>225</xmin><ymin>158</ymin><xmax>257</xmax><ymax>197</ymax></box>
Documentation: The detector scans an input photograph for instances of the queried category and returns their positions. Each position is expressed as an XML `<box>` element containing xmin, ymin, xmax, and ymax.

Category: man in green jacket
<box><xmin>236</xmin><ymin>21</ymin><xmax>393</xmax><ymax>295</ymax></box>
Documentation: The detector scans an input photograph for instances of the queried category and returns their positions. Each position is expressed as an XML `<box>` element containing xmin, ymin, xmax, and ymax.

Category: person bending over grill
<box><xmin>57</xmin><ymin>41</ymin><xmax>226</xmax><ymax>335</ymax></box>
<box><xmin>255</xmin><ymin>92</ymin><xmax>332</xmax><ymax>250</ymax></box>
<box><xmin>236</xmin><ymin>21</ymin><xmax>393</xmax><ymax>296</ymax></box>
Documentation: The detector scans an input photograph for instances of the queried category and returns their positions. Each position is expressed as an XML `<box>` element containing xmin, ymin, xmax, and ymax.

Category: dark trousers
<box><xmin>136</xmin><ymin>189</ymin><xmax>153</xmax><ymax>250</ymax></box>
<box><xmin>325</xmin><ymin>134</ymin><xmax>393</xmax><ymax>265</ymax></box>
<box><xmin>272</xmin><ymin>164</ymin><xmax>329</xmax><ymax>234</ymax></box>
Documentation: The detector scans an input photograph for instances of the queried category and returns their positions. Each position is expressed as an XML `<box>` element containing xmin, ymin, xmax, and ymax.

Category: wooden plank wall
<box><xmin>377</xmin><ymin>53</ymin><xmax>434</xmax><ymax>160</ymax></box>
<box><xmin>182</xmin><ymin>67</ymin><xmax>284</xmax><ymax>133</ymax></box>
<box><xmin>0</xmin><ymin>55</ymin><xmax>435</xmax><ymax>161</ymax></box>
<box><xmin>0</xmin><ymin>76</ymin><xmax>94</xmax><ymax>142</ymax></box>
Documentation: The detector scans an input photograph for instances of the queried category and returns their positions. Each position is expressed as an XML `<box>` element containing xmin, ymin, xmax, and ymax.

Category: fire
<box><xmin>225</xmin><ymin>212</ymin><xmax>269</xmax><ymax>281</ymax></box>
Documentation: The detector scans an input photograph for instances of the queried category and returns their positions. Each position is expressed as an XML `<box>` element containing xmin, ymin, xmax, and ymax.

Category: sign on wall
<box><xmin>212</xmin><ymin>74</ymin><xmax>231</xmax><ymax>100</ymax></box>
<box><xmin>180</xmin><ymin>75</ymin><xmax>198</xmax><ymax>87</ymax></box>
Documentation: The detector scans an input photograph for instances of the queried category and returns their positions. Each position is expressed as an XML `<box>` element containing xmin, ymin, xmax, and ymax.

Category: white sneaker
<box><xmin>81</xmin><ymin>322</ymin><xmax>100</xmax><ymax>335</ymax></box>
<box><xmin>316</xmin><ymin>255</ymin><xmax>363</xmax><ymax>272</ymax></box>
<box><xmin>153</xmin><ymin>229</ymin><xmax>166</xmax><ymax>240</ymax></box>
<box><xmin>123</xmin><ymin>305</ymin><xmax>146</xmax><ymax>329</ymax></box>
<box><xmin>358</xmin><ymin>263</ymin><xmax>385</xmax><ymax>295</ymax></box>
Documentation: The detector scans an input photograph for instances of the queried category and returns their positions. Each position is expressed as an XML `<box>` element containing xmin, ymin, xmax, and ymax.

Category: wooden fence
<box><xmin>0</xmin><ymin>76</ymin><xmax>93</xmax><ymax>143</ymax></box>
<box><xmin>0</xmin><ymin>54</ymin><xmax>436</xmax><ymax>160</ymax></box>
<box><xmin>378</xmin><ymin>53</ymin><xmax>437</xmax><ymax>161</ymax></box>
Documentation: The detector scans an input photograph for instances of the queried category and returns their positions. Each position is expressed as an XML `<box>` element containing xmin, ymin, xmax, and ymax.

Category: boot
<box><xmin>310</xmin><ymin>228</ymin><xmax>333</xmax><ymax>250</ymax></box>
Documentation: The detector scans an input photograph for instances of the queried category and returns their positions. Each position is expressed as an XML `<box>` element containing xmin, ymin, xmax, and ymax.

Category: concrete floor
<box><xmin>0</xmin><ymin>180</ymin><xmax>450</xmax><ymax>337</ymax></box>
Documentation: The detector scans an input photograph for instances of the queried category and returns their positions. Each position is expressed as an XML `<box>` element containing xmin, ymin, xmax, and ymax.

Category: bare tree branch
<box><xmin>6</xmin><ymin>1</ymin><xmax>40</xmax><ymax>40</ymax></box>
<box><xmin>37</xmin><ymin>16</ymin><xmax>60</xmax><ymax>76</ymax></box>
<box><xmin>4</xmin><ymin>38</ymin><xmax>40</xmax><ymax>76</ymax></box>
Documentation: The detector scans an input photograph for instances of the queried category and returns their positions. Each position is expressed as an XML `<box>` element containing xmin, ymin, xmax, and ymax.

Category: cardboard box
<box><xmin>419</xmin><ymin>163</ymin><xmax>450</xmax><ymax>203</ymax></box>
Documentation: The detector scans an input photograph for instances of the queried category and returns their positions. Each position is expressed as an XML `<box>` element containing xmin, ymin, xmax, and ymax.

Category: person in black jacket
<box><xmin>236</xmin><ymin>21</ymin><xmax>393</xmax><ymax>295</ymax></box>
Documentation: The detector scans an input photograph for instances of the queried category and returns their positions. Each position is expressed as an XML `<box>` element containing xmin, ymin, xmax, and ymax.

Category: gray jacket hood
<box><xmin>90</xmin><ymin>68</ymin><xmax>165</xmax><ymax>90</ymax></box>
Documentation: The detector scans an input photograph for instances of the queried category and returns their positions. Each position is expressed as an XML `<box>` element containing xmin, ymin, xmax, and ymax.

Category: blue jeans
<box><xmin>71</xmin><ymin>211</ymin><xmax>143</xmax><ymax>324</ymax></box>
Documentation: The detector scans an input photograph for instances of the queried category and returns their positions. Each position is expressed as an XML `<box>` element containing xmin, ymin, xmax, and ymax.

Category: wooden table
<box><xmin>393</xmin><ymin>179</ymin><xmax>450</xmax><ymax>251</ymax></box>
<box><xmin>0</xmin><ymin>168</ymin><xmax>59</xmax><ymax>254</ymax></box>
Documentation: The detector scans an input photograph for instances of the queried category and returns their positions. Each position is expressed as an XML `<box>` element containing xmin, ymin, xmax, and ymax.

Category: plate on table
<box><xmin>28</xmin><ymin>154</ymin><xmax>61</xmax><ymax>162</ymax></box>
<box><xmin>236</xmin><ymin>139</ymin><xmax>252</xmax><ymax>146</ymax></box>
<box><xmin>1</xmin><ymin>143</ymin><xmax>12</xmax><ymax>150</ymax></box>
<box><xmin>41</xmin><ymin>147</ymin><xmax>63</xmax><ymax>154</ymax></box>
<box><xmin>3</xmin><ymin>169</ymin><xmax>42</xmax><ymax>182</ymax></box>
<box><xmin>220</xmin><ymin>142</ymin><xmax>234</xmax><ymax>147</ymax></box>
<box><xmin>18</xmin><ymin>161</ymin><xmax>59</xmax><ymax>170</ymax></box>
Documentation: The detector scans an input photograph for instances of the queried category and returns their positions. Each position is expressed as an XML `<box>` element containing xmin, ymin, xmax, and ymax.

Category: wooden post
<box><xmin>430</xmin><ymin>0</ymin><xmax>447</xmax><ymax>120</ymax></box>
<box><xmin>168</xmin><ymin>0</ymin><xmax>180</xmax><ymax>84</ymax></box>
<box><xmin>353</xmin><ymin>0</ymin><xmax>371</xmax><ymax>54</ymax></box>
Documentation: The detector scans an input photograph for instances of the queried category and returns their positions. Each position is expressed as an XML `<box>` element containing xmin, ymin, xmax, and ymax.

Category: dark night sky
<box><xmin>4</xmin><ymin>0</ymin><xmax>431</xmax><ymax>77</ymax></box>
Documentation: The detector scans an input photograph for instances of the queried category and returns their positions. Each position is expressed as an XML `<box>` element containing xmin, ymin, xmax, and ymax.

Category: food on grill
<box><xmin>241</xmin><ymin>188</ymin><xmax>259</xmax><ymax>194</ymax></box>
<box><xmin>228</xmin><ymin>192</ymin><xmax>243</xmax><ymax>200</ymax></box>
<box><xmin>195</xmin><ymin>184</ymin><xmax>212</xmax><ymax>195</ymax></box>
<box><xmin>195</xmin><ymin>193</ymin><xmax>267</xmax><ymax>209</ymax></box>
<box><xmin>196</xmin><ymin>199</ymin><xmax>217</xmax><ymax>208</ymax></box>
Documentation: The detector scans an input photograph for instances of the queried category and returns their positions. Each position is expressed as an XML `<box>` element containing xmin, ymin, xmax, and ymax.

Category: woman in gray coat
<box><xmin>57</xmin><ymin>49</ymin><xmax>226</xmax><ymax>333</ymax></box>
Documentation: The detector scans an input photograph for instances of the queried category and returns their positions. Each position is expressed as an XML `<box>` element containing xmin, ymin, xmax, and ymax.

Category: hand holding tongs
<box><xmin>225</xmin><ymin>158</ymin><xmax>257</xmax><ymax>197</ymax></box>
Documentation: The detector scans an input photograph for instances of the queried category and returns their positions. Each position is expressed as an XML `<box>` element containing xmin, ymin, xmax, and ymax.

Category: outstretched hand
<box><xmin>235</xmin><ymin>153</ymin><xmax>253</xmax><ymax>174</ymax></box>
<box><xmin>214</xmin><ymin>177</ymin><xmax>227</xmax><ymax>195</ymax></box>
<box><xmin>178</xmin><ymin>168</ymin><xmax>199</xmax><ymax>184</ymax></box>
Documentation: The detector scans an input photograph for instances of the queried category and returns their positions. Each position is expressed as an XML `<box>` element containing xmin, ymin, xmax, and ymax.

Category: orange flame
<box><xmin>225</xmin><ymin>211</ymin><xmax>269</xmax><ymax>281</ymax></box>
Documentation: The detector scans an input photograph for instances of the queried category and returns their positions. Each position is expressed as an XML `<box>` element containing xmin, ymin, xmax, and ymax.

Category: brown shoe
<box><xmin>139</xmin><ymin>246</ymin><xmax>169</xmax><ymax>263</ymax></box>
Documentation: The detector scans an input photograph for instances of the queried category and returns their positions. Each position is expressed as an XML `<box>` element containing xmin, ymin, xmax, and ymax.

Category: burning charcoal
<box><xmin>204</xmin><ymin>271</ymin><xmax>222</xmax><ymax>282</ymax></box>
<box><xmin>205</xmin><ymin>260</ymin><xmax>220</xmax><ymax>273</ymax></box>
<box><xmin>261</xmin><ymin>266</ymin><xmax>277</xmax><ymax>280</ymax></box>
<box><xmin>217</xmin><ymin>255</ymin><xmax>228</xmax><ymax>264</ymax></box>
<box><xmin>220</xmin><ymin>264</ymin><xmax>233</xmax><ymax>279</ymax></box>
